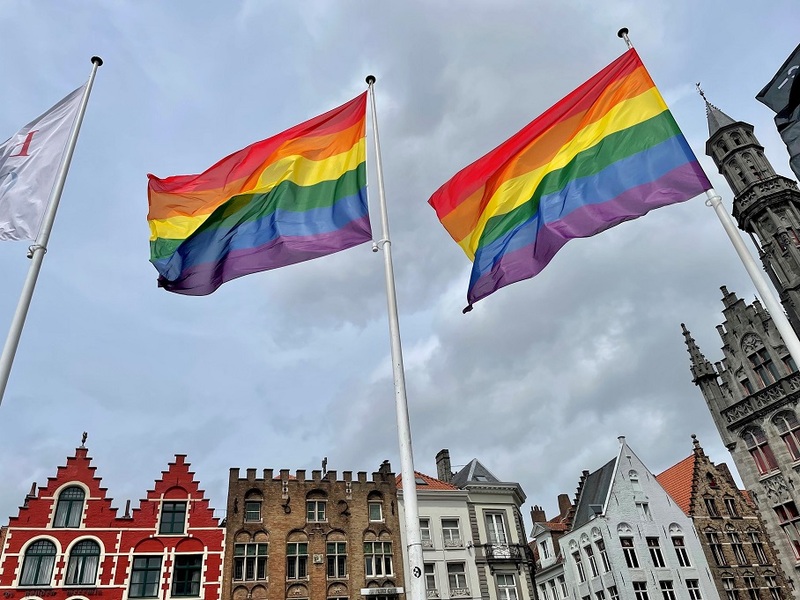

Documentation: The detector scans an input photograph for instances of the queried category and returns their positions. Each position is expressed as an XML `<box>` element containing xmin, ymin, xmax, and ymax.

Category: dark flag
<box><xmin>757</xmin><ymin>43</ymin><xmax>800</xmax><ymax>180</ymax></box>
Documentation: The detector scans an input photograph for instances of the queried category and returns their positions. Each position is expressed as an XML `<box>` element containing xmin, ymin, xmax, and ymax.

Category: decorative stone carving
<box><xmin>741</xmin><ymin>333</ymin><xmax>762</xmax><ymax>353</ymax></box>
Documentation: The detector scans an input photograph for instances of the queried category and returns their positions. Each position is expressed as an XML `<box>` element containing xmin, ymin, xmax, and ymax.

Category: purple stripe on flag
<box><xmin>159</xmin><ymin>215</ymin><xmax>372</xmax><ymax>296</ymax></box>
<box><xmin>467</xmin><ymin>162</ymin><xmax>709</xmax><ymax>304</ymax></box>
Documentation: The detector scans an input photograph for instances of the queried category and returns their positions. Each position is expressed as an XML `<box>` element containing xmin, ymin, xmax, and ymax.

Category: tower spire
<box><xmin>681</xmin><ymin>323</ymin><xmax>717</xmax><ymax>382</ymax></box>
<box><xmin>696</xmin><ymin>83</ymin><xmax>736</xmax><ymax>137</ymax></box>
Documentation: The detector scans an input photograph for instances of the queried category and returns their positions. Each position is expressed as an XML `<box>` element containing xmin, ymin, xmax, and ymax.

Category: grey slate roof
<box><xmin>572</xmin><ymin>458</ymin><xmax>616</xmax><ymax>529</ymax></box>
<box><xmin>704</xmin><ymin>99</ymin><xmax>737</xmax><ymax>137</ymax></box>
<box><xmin>451</xmin><ymin>458</ymin><xmax>502</xmax><ymax>487</ymax></box>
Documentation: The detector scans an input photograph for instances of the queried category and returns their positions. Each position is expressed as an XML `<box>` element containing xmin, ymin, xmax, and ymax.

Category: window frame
<box><xmin>158</xmin><ymin>501</ymin><xmax>187</xmax><ymax>535</ymax></box>
<box><xmin>326</xmin><ymin>541</ymin><xmax>347</xmax><ymax>579</ymax></box>
<box><xmin>244</xmin><ymin>500</ymin><xmax>262</xmax><ymax>522</ymax></box>
<box><xmin>19</xmin><ymin>539</ymin><xmax>57</xmax><ymax>587</ymax></box>
<box><xmin>446</xmin><ymin>562</ymin><xmax>467</xmax><ymax>591</ymax></box>
<box><xmin>368</xmin><ymin>501</ymin><xmax>384</xmax><ymax>523</ymax></box>
<box><xmin>364</xmin><ymin>541</ymin><xmax>393</xmax><ymax>578</ymax></box>
<box><xmin>54</xmin><ymin>486</ymin><xmax>86</xmax><ymax>529</ymax></box>
<box><xmin>306</xmin><ymin>500</ymin><xmax>327</xmax><ymax>523</ymax></box>
<box><xmin>621</xmin><ymin>537</ymin><xmax>639</xmax><ymax>569</ymax></box>
<box><xmin>171</xmin><ymin>554</ymin><xmax>202</xmax><ymax>597</ymax></box>
<box><xmin>65</xmin><ymin>539</ymin><xmax>101</xmax><ymax>586</ymax></box>
<box><xmin>233</xmin><ymin>542</ymin><xmax>268</xmax><ymax>582</ymax></box>
<box><xmin>129</xmin><ymin>555</ymin><xmax>163</xmax><ymax>598</ymax></box>
<box><xmin>287</xmin><ymin>542</ymin><xmax>309</xmax><ymax>580</ymax></box>
<box><xmin>672</xmin><ymin>536</ymin><xmax>691</xmax><ymax>567</ymax></box>
<box><xmin>647</xmin><ymin>537</ymin><xmax>666</xmax><ymax>568</ymax></box>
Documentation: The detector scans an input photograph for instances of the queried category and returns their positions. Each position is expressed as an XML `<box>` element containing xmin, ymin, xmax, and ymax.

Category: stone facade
<box><xmin>684</xmin><ymin>97</ymin><xmax>800</xmax><ymax>596</ymax></box>
<box><xmin>658</xmin><ymin>436</ymin><xmax>790</xmax><ymax>600</ymax></box>
<box><xmin>559</xmin><ymin>437</ymin><xmax>718</xmax><ymax>600</ymax></box>
<box><xmin>0</xmin><ymin>444</ymin><xmax>224</xmax><ymax>600</ymax></box>
<box><xmin>222</xmin><ymin>460</ymin><xmax>404</xmax><ymax>600</ymax></box>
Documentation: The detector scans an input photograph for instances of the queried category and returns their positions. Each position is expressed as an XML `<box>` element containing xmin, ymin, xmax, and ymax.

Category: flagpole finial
<box><xmin>91</xmin><ymin>56</ymin><xmax>103</xmax><ymax>67</ymax></box>
<box><xmin>617</xmin><ymin>27</ymin><xmax>633</xmax><ymax>49</ymax></box>
<box><xmin>366</xmin><ymin>75</ymin><xmax>376</xmax><ymax>85</ymax></box>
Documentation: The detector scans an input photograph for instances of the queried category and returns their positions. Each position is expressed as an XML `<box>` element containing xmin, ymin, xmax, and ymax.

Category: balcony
<box><xmin>480</xmin><ymin>543</ymin><xmax>533</xmax><ymax>572</ymax></box>
<box><xmin>449</xmin><ymin>588</ymin><xmax>470</xmax><ymax>598</ymax></box>
<box><xmin>443</xmin><ymin>537</ymin><xmax>463</xmax><ymax>548</ymax></box>
<box><xmin>426</xmin><ymin>589</ymin><xmax>440</xmax><ymax>598</ymax></box>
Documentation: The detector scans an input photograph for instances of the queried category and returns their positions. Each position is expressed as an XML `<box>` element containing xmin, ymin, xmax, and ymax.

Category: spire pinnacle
<box><xmin>681</xmin><ymin>323</ymin><xmax>717</xmax><ymax>381</ymax></box>
<box><xmin>696</xmin><ymin>83</ymin><xmax>737</xmax><ymax>137</ymax></box>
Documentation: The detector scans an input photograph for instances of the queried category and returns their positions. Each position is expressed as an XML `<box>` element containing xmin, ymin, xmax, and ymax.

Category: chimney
<box><xmin>557</xmin><ymin>493</ymin><xmax>572</xmax><ymax>518</ymax></box>
<box><xmin>436</xmin><ymin>449</ymin><xmax>452</xmax><ymax>483</ymax></box>
<box><xmin>530</xmin><ymin>505</ymin><xmax>547</xmax><ymax>523</ymax></box>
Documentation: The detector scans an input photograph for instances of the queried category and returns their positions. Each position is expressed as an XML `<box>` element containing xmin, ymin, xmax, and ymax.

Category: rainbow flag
<box><xmin>428</xmin><ymin>49</ymin><xmax>711</xmax><ymax>309</ymax></box>
<box><xmin>147</xmin><ymin>93</ymin><xmax>371</xmax><ymax>295</ymax></box>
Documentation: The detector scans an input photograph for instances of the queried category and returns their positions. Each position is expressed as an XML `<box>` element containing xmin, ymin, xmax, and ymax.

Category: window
<box><xmin>729</xmin><ymin>531</ymin><xmax>747</xmax><ymax>564</ymax></box>
<box><xmin>725</xmin><ymin>497</ymin><xmax>740</xmax><ymax>518</ymax></box>
<box><xmin>621</xmin><ymin>537</ymin><xmax>639</xmax><ymax>568</ymax></box>
<box><xmin>369</xmin><ymin>501</ymin><xmax>383</xmax><ymax>522</ymax></box>
<box><xmin>442</xmin><ymin>518</ymin><xmax>462</xmax><ymax>547</ymax></box>
<box><xmin>630</xmin><ymin>471</ymin><xmax>642</xmax><ymax>492</ymax></box>
<box><xmin>672</xmin><ymin>536</ymin><xmax>690</xmax><ymax>567</ymax></box>
<box><xmin>766</xmin><ymin>575</ymin><xmax>781</xmax><ymax>600</ymax></box>
<box><xmin>447</xmin><ymin>563</ymin><xmax>467</xmax><ymax>591</ymax></box>
<box><xmin>750</xmin><ymin>349</ymin><xmax>780</xmax><ymax>387</ymax></box>
<box><xmin>647</xmin><ymin>537</ymin><xmax>665</xmax><ymax>568</ymax></box>
<box><xmin>572</xmin><ymin>551</ymin><xmax>586</xmax><ymax>583</ymax></box>
<box><xmin>65</xmin><ymin>539</ymin><xmax>100</xmax><ymax>585</ymax></box>
<box><xmin>750</xmin><ymin>532</ymin><xmax>768</xmax><ymax>564</ymax></box>
<box><xmin>687</xmin><ymin>580</ymin><xmax>702</xmax><ymax>600</ymax></box>
<box><xmin>244</xmin><ymin>501</ymin><xmax>261</xmax><ymax>522</ymax></box>
<box><xmin>485</xmin><ymin>513</ymin><xmax>508</xmax><ymax>544</ymax></box>
<box><xmin>744</xmin><ymin>576</ymin><xmax>758</xmax><ymax>600</ymax></box>
<box><xmin>659</xmin><ymin>581</ymin><xmax>676</xmax><ymax>600</ymax></box>
<box><xmin>420</xmin><ymin>518</ymin><xmax>432</xmax><ymax>547</ymax></box>
<box><xmin>172</xmin><ymin>555</ymin><xmax>202</xmax><ymax>597</ymax></box>
<box><xmin>637</xmin><ymin>502</ymin><xmax>653</xmax><ymax>521</ymax></box>
<box><xmin>54</xmin><ymin>486</ymin><xmax>85</xmax><ymax>528</ymax></box>
<box><xmin>558</xmin><ymin>575</ymin><xmax>567</xmax><ymax>598</ymax></box>
<box><xmin>20</xmin><ymin>540</ymin><xmax>56</xmax><ymax>586</ymax></box>
<box><xmin>596</xmin><ymin>539</ymin><xmax>611</xmax><ymax>572</ymax></box>
<box><xmin>327</xmin><ymin>542</ymin><xmax>347</xmax><ymax>578</ymax></box>
<box><xmin>129</xmin><ymin>556</ymin><xmax>162</xmax><ymax>598</ymax></box>
<box><xmin>784</xmin><ymin>356</ymin><xmax>798</xmax><ymax>374</ymax></box>
<box><xmin>705</xmin><ymin>498</ymin><xmax>720</xmax><ymax>517</ymax></box>
<box><xmin>307</xmin><ymin>500</ymin><xmax>327</xmax><ymax>523</ymax></box>
<box><xmin>233</xmin><ymin>543</ymin><xmax>267</xmax><ymax>581</ymax></box>
<box><xmin>540</xmin><ymin>584</ymin><xmax>550</xmax><ymax>600</ymax></box>
<box><xmin>609</xmin><ymin>587</ymin><xmax>619</xmax><ymax>600</ymax></box>
<box><xmin>585</xmin><ymin>545</ymin><xmax>599</xmax><ymax>577</ymax></box>
<box><xmin>424</xmin><ymin>563</ymin><xmax>437</xmax><ymax>592</ymax></box>
<box><xmin>707</xmin><ymin>473</ymin><xmax>719</xmax><ymax>488</ymax></box>
<box><xmin>596</xmin><ymin>592</ymin><xmax>606</xmax><ymax>600</ymax></box>
<box><xmin>774</xmin><ymin>501</ymin><xmax>800</xmax><ymax>559</ymax></box>
<box><xmin>364</xmin><ymin>541</ymin><xmax>393</xmax><ymax>577</ymax></box>
<box><xmin>540</xmin><ymin>540</ymin><xmax>551</xmax><ymax>560</ymax></box>
<box><xmin>744</xmin><ymin>428</ymin><xmax>779</xmax><ymax>474</ymax></box>
<box><xmin>775</xmin><ymin>412</ymin><xmax>800</xmax><ymax>460</ymax></box>
<box><xmin>287</xmin><ymin>542</ymin><xmax>308</xmax><ymax>579</ymax></box>
<box><xmin>706</xmin><ymin>531</ymin><xmax>727</xmax><ymax>566</ymax></box>
<box><xmin>633</xmin><ymin>582</ymin><xmax>649</xmax><ymax>600</ymax></box>
<box><xmin>548</xmin><ymin>580</ymin><xmax>558</xmax><ymax>600</ymax></box>
<box><xmin>722</xmin><ymin>576</ymin><xmax>739</xmax><ymax>600</ymax></box>
<box><xmin>159</xmin><ymin>501</ymin><xmax>187</xmax><ymax>535</ymax></box>
<box><xmin>497</xmin><ymin>573</ymin><xmax>517</xmax><ymax>600</ymax></box>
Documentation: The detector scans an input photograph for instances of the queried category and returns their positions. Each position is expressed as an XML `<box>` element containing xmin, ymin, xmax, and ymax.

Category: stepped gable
<box><xmin>126</xmin><ymin>454</ymin><xmax>220</xmax><ymax>529</ymax></box>
<box><xmin>8</xmin><ymin>446</ymin><xmax>119</xmax><ymax>528</ymax></box>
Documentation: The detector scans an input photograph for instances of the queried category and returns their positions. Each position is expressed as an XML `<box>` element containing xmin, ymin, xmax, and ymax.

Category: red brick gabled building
<box><xmin>0</xmin><ymin>445</ymin><xmax>224</xmax><ymax>600</ymax></box>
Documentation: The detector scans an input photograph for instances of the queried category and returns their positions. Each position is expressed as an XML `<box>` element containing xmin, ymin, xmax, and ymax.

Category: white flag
<box><xmin>0</xmin><ymin>85</ymin><xmax>85</xmax><ymax>241</ymax></box>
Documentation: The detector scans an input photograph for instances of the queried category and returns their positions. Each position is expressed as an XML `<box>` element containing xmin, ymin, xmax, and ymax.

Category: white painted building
<box><xmin>559</xmin><ymin>437</ymin><xmax>719</xmax><ymax>600</ymax></box>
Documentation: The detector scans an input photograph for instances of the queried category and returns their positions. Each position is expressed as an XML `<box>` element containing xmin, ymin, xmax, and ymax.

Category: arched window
<box><xmin>65</xmin><ymin>539</ymin><xmax>100</xmax><ymax>585</ymax></box>
<box><xmin>20</xmin><ymin>540</ymin><xmax>56</xmax><ymax>586</ymax></box>
<box><xmin>775</xmin><ymin>412</ymin><xmax>800</xmax><ymax>460</ymax></box>
<box><xmin>54</xmin><ymin>486</ymin><xmax>85</xmax><ymax>528</ymax></box>
<box><xmin>743</xmin><ymin>428</ymin><xmax>779</xmax><ymax>475</ymax></box>
<box><xmin>749</xmin><ymin>349</ymin><xmax>780</xmax><ymax>387</ymax></box>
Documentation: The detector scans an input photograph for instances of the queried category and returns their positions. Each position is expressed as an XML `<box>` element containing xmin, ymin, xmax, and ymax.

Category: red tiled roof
<box><xmin>544</xmin><ymin>521</ymin><xmax>568</xmax><ymax>532</ymax></box>
<box><xmin>656</xmin><ymin>454</ymin><xmax>695</xmax><ymax>515</ymax></box>
<box><xmin>396</xmin><ymin>471</ymin><xmax>459</xmax><ymax>490</ymax></box>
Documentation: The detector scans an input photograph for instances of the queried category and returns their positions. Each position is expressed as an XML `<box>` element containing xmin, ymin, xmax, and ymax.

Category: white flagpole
<box><xmin>617</xmin><ymin>28</ymin><xmax>800</xmax><ymax>366</ymax></box>
<box><xmin>0</xmin><ymin>56</ymin><xmax>103</xmax><ymax>406</ymax></box>
<box><xmin>365</xmin><ymin>75</ymin><xmax>425</xmax><ymax>600</ymax></box>
<box><xmin>705</xmin><ymin>189</ymin><xmax>800</xmax><ymax>365</ymax></box>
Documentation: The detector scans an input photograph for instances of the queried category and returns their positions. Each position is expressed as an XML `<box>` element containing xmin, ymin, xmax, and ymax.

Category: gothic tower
<box><xmin>684</xmin><ymin>97</ymin><xmax>800</xmax><ymax>597</ymax></box>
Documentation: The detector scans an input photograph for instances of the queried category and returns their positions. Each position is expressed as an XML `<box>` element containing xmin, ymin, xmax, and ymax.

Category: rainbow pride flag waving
<box><xmin>428</xmin><ymin>49</ymin><xmax>711</xmax><ymax>309</ymax></box>
<box><xmin>147</xmin><ymin>93</ymin><xmax>371</xmax><ymax>296</ymax></box>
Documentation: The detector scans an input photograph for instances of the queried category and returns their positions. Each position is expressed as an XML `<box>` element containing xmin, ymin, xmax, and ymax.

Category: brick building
<box><xmin>0</xmin><ymin>443</ymin><xmax>224</xmax><ymax>600</ymax></box>
<box><xmin>657</xmin><ymin>435</ymin><xmax>789</xmax><ymax>600</ymax></box>
<box><xmin>222</xmin><ymin>460</ymin><xmax>404</xmax><ymax>600</ymax></box>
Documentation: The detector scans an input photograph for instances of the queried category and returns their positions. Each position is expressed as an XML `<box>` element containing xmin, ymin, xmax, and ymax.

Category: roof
<box><xmin>704</xmin><ymin>100</ymin><xmax>738</xmax><ymax>137</ymax></box>
<box><xmin>396</xmin><ymin>471</ymin><xmax>459</xmax><ymax>491</ymax></box>
<box><xmin>543</xmin><ymin>521</ymin><xmax>568</xmax><ymax>532</ymax></box>
<box><xmin>451</xmin><ymin>459</ymin><xmax>501</xmax><ymax>487</ymax></box>
<box><xmin>656</xmin><ymin>454</ymin><xmax>696</xmax><ymax>515</ymax></box>
<box><xmin>572</xmin><ymin>458</ymin><xmax>616</xmax><ymax>529</ymax></box>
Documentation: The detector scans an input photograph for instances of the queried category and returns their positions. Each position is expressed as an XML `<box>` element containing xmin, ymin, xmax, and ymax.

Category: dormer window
<box><xmin>54</xmin><ymin>486</ymin><xmax>85</xmax><ymax>528</ymax></box>
<box><xmin>159</xmin><ymin>501</ymin><xmax>187</xmax><ymax>535</ymax></box>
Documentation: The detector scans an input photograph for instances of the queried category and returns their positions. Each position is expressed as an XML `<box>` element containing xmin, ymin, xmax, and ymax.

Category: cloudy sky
<box><xmin>0</xmin><ymin>1</ymin><xmax>797</xmax><ymax>526</ymax></box>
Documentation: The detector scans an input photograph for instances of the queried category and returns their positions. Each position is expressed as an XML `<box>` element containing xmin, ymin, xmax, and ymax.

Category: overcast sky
<box><xmin>0</xmin><ymin>1</ymin><xmax>797</xmax><ymax>527</ymax></box>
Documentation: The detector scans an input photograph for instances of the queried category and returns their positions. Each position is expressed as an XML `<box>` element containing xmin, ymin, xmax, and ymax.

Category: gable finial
<box><xmin>81</xmin><ymin>431</ymin><xmax>88</xmax><ymax>448</ymax></box>
<box><xmin>696</xmin><ymin>82</ymin><xmax>708</xmax><ymax>103</ymax></box>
